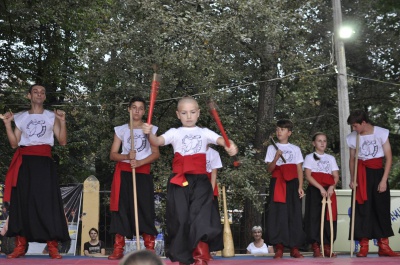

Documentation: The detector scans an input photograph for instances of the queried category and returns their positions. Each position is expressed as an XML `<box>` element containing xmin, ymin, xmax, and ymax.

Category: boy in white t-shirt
<box><xmin>143</xmin><ymin>96</ymin><xmax>237</xmax><ymax>265</ymax></box>
<box><xmin>347</xmin><ymin>110</ymin><xmax>399</xmax><ymax>257</ymax></box>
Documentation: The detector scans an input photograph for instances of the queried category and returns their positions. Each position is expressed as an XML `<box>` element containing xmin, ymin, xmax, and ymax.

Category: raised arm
<box><xmin>53</xmin><ymin>109</ymin><xmax>67</xmax><ymax>146</ymax></box>
<box><xmin>3</xmin><ymin>112</ymin><xmax>21</xmax><ymax>148</ymax></box>
<box><xmin>142</xmin><ymin>123</ymin><xmax>165</xmax><ymax>146</ymax></box>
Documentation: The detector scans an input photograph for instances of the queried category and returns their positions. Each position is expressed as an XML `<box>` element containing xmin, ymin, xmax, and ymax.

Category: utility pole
<box><xmin>332</xmin><ymin>0</ymin><xmax>351</xmax><ymax>189</ymax></box>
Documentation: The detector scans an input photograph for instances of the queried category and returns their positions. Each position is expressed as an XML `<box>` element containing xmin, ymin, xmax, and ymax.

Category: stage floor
<box><xmin>1</xmin><ymin>253</ymin><xmax>400</xmax><ymax>265</ymax></box>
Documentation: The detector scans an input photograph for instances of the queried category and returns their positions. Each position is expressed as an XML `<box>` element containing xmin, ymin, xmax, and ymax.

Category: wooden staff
<box><xmin>129</xmin><ymin>109</ymin><xmax>140</xmax><ymax>250</ymax></box>
<box><xmin>320</xmin><ymin>196</ymin><xmax>327</xmax><ymax>257</ymax></box>
<box><xmin>327</xmin><ymin>196</ymin><xmax>334</xmax><ymax>257</ymax></box>
<box><xmin>221</xmin><ymin>185</ymin><xmax>235</xmax><ymax>257</ymax></box>
<box><xmin>207</xmin><ymin>98</ymin><xmax>240</xmax><ymax>167</ymax></box>
<box><xmin>269</xmin><ymin>136</ymin><xmax>286</xmax><ymax>163</ymax></box>
<box><xmin>350</xmin><ymin>133</ymin><xmax>360</xmax><ymax>257</ymax></box>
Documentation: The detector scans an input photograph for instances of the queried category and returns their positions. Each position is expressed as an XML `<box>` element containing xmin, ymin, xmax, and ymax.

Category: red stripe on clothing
<box><xmin>110</xmin><ymin>162</ymin><xmax>151</xmax><ymax>211</ymax></box>
<box><xmin>271</xmin><ymin>164</ymin><xmax>298</xmax><ymax>203</ymax></box>
<box><xmin>4</xmin><ymin>145</ymin><xmax>52</xmax><ymax>202</ymax></box>
<box><xmin>171</xmin><ymin>153</ymin><xmax>207</xmax><ymax>186</ymax></box>
<box><xmin>207</xmin><ymin>172</ymin><xmax>219</xmax><ymax>196</ymax></box>
<box><xmin>356</xmin><ymin>158</ymin><xmax>383</xmax><ymax>204</ymax></box>
<box><xmin>311</xmin><ymin>172</ymin><xmax>337</xmax><ymax>221</ymax></box>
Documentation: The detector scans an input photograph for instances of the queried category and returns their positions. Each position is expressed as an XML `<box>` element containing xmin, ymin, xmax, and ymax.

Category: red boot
<box><xmin>290</xmin><ymin>247</ymin><xmax>304</xmax><ymax>258</ymax></box>
<box><xmin>273</xmin><ymin>244</ymin><xmax>284</xmax><ymax>259</ymax></box>
<box><xmin>356</xmin><ymin>238</ymin><xmax>369</xmax><ymax>257</ymax></box>
<box><xmin>311</xmin><ymin>242</ymin><xmax>322</xmax><ymax>258</ymax></box>
<box><xmin>323</xmin><ymin>244</ymin><xmax>337</xmax><ymax>258</ymax></box>
<box><xmin>378</xmin><ymin>238</ymin><xmax>400</xmax><ymax>257</ymax></box>
<box><xmin>47</xmin><ymin>240</ymin><xmax>62</xmax><ymax>259</ymax></box>
<box><xmin>7</xmin><ymin>236</ymin><xmax>27</xmax><ymax>259</ymax></box>
<box><xmin>108</xmin><ymin>234</ymin><xmax>125</xmax><ymax>260</ymax></box>
<box><xmin>143</xmin><ymin>233</ymin><xmax>156</xmax><ymax>251</ymax></box>
<box><xmin>193</xmin><ymin>241</ymin><xmax>211</xmax><ymax>265</ymax></box>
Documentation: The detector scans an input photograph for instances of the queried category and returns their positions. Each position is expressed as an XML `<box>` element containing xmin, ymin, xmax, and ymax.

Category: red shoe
<box><xmin>356</xmin><ymin>238</ymin><xmax>369</xmax><ymax>257</ymax></box>
<box><xmin>7</xmin><ymin>236</ymin><xmax>27</xmax><ymax>259</ymax></box>
<box><xmin>311</xmin><ymin>242</ymin><xmax>322</xmax><ymax>258</ymax></box>
<box><xmin>273</xmin><ymin>244</ymin><xmax>284</xmax><ymax>259</ymax></box>
<box><xmin>47</xmin><ymin>240</ymin><xmax>62</xmax><ymax>259</ymax></box>
<box><xmin>193</xmin><ymin>241</ymin><xmax>211</xmax><ymax>265</ymax></box>
<box><xmin>378</xmin><ymin>238</ymin><xmax>400</xmax><ymax>257</ymax></box>
<box><xmin>323</xmin><ymin>244</ymin><xmax>337</xmax><ymax>258</ymax></box>
<box><xmin>143</xmin><ymin>233</ymin><xmax>156</xmax><ymax>251</ymax></box>
<box><xmin>290</xmin><ymin>247</ymin><xmax>304</xmax><ymax>258</ymax></box>
<box><xmin>108</xmin><ymin>234</ymin><xmax>125</xmax><ymax>260</ymax></box>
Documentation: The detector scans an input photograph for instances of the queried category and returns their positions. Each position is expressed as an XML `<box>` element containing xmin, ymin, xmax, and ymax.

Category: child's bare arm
<box><xmin>142</xmin><ymin>123</ymin><xmax>165</xmax><ymax>146</ymax></box>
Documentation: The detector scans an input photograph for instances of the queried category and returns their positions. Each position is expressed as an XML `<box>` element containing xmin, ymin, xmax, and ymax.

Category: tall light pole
<box><xmin>332</xmin><ymin>0</ymin><xmax>351</xmax><ymax>189</ymax></box>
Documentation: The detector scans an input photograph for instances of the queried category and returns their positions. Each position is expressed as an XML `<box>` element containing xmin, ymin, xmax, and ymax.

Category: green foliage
<box><xmin>1</xmin><ymin>0</ymin><xmax>400</xmax><ymax>243</ymax></box>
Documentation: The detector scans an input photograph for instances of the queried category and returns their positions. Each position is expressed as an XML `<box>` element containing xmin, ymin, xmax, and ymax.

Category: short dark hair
<box><xmin>88</xmin><ymin>227</ymin><xmax>98</xmax><ymax>235</ymax></box>
<box><xmin>129</xmin><ymin>97</ymin><xmax>146</xmax><ymax>109</ymax></box>
<box><xmin>120</xmin><ymin>250</ymin><xmax>164</xmax><ymax>265</ymax></box>
<box><xmin>29</xmin><ymin>84</ymin><xmax>46</xmax><ymax>93</ymax></box>
<box><xmin>347</xmin><ymin>109</ymin><xmax>370</xmax><ymax>125</ymax></box>
<box><xmin>276</xmin><ymin>119</ymin><xmax>293</xmax><ymax>131</ymax></box>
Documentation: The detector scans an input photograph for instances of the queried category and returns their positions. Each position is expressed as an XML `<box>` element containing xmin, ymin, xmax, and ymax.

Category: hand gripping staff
<box><xmin>147</xmin><ymin>66</ymin><xmax>161</xmax><ymax>125</ymax></box>
<box><xmin>350</xmin><ymin>133</ymin><xmax>360</xmax><ymax>257</ymax></box>
<box><xmin>207</xmin><ymin>98</ymin><xmax>240</xmax><ymax>167</ymax></box>
<box><xmin>269</xmin><ymin>136</ymin><xmax>286</xmax><ymax>163</ymax></box>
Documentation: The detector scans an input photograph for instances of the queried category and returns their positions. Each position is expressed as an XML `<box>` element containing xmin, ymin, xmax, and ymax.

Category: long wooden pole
<box><xmin>327</xmin><ymin>197</ymin><xmax>334</xmax><ymax>257</ymax></box>
<box><xmin>129</xmin><ymin>109</ymin><xmax>140</xmax><ymax>250</ymax></box>
<box><xmin>350</xmin><ymin>133</ymin><xmax>360</xmax><ymax>257</ymax></box>
<box><xmin>320</xmin><ymin>196</ymin><xmax>327</xmax><ymax>257</ymax></box>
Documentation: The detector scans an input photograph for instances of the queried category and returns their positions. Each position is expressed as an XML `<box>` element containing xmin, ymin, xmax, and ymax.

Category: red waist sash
<box><xmin>207</xmin><ymin>172</ymin><xmax>219</xmax><ymax>196</ymax></box>
<box><xmin>4</xmin><ymin>145</ymin><xmax>52</xmax><ymax>202</ymax></box>
<box><xmin>356</xmin><ymin>157</ymin><xmax>383</xmax><ymax>204</ymax></box>
<box><xmin>311</xmin><ymin>172</ymin><xmax>337</xmax><ymax>221</ymax></box>
<box><xmin>271</xmin><ymin>164</ymin><xmax>298</xmax><ymax>203</ymax></box>
<box><xmin>171</xmin><ymin>153</ymin><xmax>207</xmax><ymax>187</ymax></box>
<box><xmin>110</xmin><ymin>162</ymin><xmax>151</xmax><ymax>211</ymax></box>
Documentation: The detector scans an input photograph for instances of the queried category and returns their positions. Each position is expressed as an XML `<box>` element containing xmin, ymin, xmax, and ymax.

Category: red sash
<box><xmin>207</xmin><ymin>172</ymin><xmax>219</xmax><ymax>196</ymax></box>
<box><xmin>271</xmin><ymin>164</ymin><xmax>298</xmax><ymax>203</ymax></box>
<box><xmin>4</xmin><ymin>145</ymin><xmax>52</xmax><ymax>202</ymax></box>
<box><xmin>356</xmin><ymin>157</ymin><xmax>383</xmax><ymax>204</ymax></box>
<box><xmin>171</xmin><ymin>153</ymin><xmax>207</xmax><ymax>187</ymax></box>
<box><xmin>311</xmin><ymin>172</ymin><xmax>337</xmax><ymax>221</ymax></box>
<box><xmin>110</xmin><ymin>162</ymin><xmax>151</xmax><ymax>211</ymax></box>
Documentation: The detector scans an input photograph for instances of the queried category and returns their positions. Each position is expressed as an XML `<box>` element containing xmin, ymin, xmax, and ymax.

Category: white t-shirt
<box><xmin>264</xmin><ymin>143</ymin><xmax>304</xmax><ymax>165</ymax></box>
<box><xmin>247</xmin><ymin>242</ymin><xmax>270</xmax><ymax>254</ymax></box>
<box><xmin>14</xmin><ymin>110</ymin><xmax>55</xmax><ymax>146</ymax></box>
<box><xmin>346</xmin><ymin>126</ymin><xmax>388</xmax><ymax>161</ymax></box>
<box><xmin>303</xmin><ymin>153</ymin><xmax>339</xmax><ymax>174</ymax></box>
<box><xmin>114</xmin><ymin>124</ymin><xmax>158</xmax><ymax>163</ymax></box>
<box><xmin>162</xmin><ymin>126</ymin><xmax>220</xmax><ymax>156</ymax></box>
<box><xmin>206</xmin><ymin>147</ymin><xmax>222</xmax><ymax>173</ymax></box>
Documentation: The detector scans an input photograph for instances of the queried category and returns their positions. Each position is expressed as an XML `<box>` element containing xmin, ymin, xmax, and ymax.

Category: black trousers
<box><xmin>7</xmin><ymin>155</ymin><xmax>70</xmax><ymax>243</ymax></box>
<box><xmin>266</xmin><ymin>178</ymin><xmax>306</xmax><ymax>248</ymax></box>
<box><xmin>349</xmin><ymin>167</ymin><xmax>394</xmax><ymax>240</ymax></box>
<box><xmin>110</xmin><ymin>171</ymin><xmax>158</xmax><ymax>237</ymax></box>
<box><xmin>165</xmin><ymin>174</ymin><xmax>222</xmax><ymax>264</ymax></box>
<box><xmin>304</xmin><ymin>185</ymin><xmax>337</xmax><ymax>244</ymax></box>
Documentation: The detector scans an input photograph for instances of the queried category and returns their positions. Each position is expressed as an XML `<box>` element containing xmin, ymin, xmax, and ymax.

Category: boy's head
<box><xmin>347</xmin><ymin>110</ymin><xmax>370</xmax><ymax>125</ymax></box>
<box><xmin>28</xmin><ymin>84</ymin><xmax>46</xmax><ymax>103</ymax></box>
<box><xmin>176</xmin><ymin>96</ymin><xmax>200</xmax><ymax>127</ymax></box>
<box><xmin>275</xmin><ymin>119</ymin><xmax>293</xmax><ymax>142</ymax></box>
<box><xmin>347</xmin><ymin>109</ymin><xmax>371</xmax><ymax>134</ymax></box>
<box><xmin>128</xmin><ymin>97</ymin><xmax>146</xmax><ymax>120</ymax></box>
